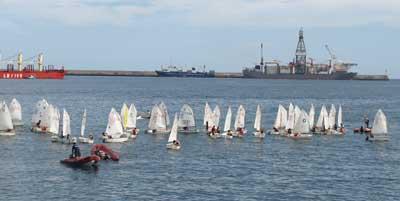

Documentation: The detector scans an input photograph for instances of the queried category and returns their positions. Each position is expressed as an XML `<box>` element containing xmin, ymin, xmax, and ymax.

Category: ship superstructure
<box><xmin>156</xmin><ymin>65</ymin><xmax>215</xmax><ymax>78</ymax></box>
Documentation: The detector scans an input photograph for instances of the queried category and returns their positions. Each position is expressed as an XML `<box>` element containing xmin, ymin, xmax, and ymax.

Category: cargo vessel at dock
<box><xmin>155</xmin><ymin>65</ymin><xmax>215</xmax><ymax>78</ymax></box>
<box><xmin>0</xmin><ymin>52</ymin><xmax>65</xmax><ymax>79</ymax></box>
<box><xmin>243</xmin><ymin>29</ymin><xmax>388</xmax><ymax>80</ymax></box>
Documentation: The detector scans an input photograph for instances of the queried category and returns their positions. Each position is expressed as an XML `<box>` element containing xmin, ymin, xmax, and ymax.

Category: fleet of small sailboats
<box><xmin>0</xmin><ymin>98</ymin><xmax>392</xmax><ymax>146</ymax></box>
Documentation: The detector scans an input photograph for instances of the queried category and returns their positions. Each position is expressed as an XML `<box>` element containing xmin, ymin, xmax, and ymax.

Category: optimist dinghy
<box><xmin>253</xmin><ymin>104</ymin><xmax>265</xmax><ymax>138</ymax></box>
<box><xmin>123</xmin><ymin>104</ymin><xmax>140</xmax><ymax>138</ymax></box>
<box><xmin>233</xmin><ymin>105</ymin><xmax>247</xmax><ymax>137</ymax></box>
<box><xmin>103</xmin><ymin>108</ymin><xmax>129</xmax><ymax>143</ymax></box>
<box><xmin>289</xmin><ymin>110</ymin><xmax>312</xmax><ymax>139</ymax></box>
<box><xmin>207</xmin><ymin>105</ymin><xmax>221</xmax><ymax>138</ymax></box>
<box><xmin>52</xmin><ymin>109</ymin><xmax>76</xmax><ymax>144</ymax></box>
<box><xmin>78</xmin><ymin>109</ymin><xmax>94</xmax><ymax>144</ymax></box>
<box><xmin>0</xmin><ymin>101</ymin><xmax>15</xmax><ymax>136</ymax></box>
<box><xmin>221</xmin><ymin>106</ymin><xmax>234</xmax><ymax>139</ymax></box>
<box><xmin>178</xmin><ymin>104</ymin><xmax>199</xmax><ymax>134</ymax></box>
<box><xmin>9</xmin><ymin>98</ymin><xmax>23</xmax><ymax>126</ymax></box>
<box><xmin>146</xmin><ymin>104</ymin><xmax>170</xmax><ymax>134</ymax></box>
<box><xmin>367</xmin><ymin>109</ymin><xmax>388</xmax><ymax>141</ymax></box>
<box><xmin>166</xmin><ymin>114</ymin><xmax>181</xmax><ymax>150</ymax></box>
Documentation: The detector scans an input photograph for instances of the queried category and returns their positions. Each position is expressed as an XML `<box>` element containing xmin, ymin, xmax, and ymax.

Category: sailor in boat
<box><xmin>334</xmin><ymin>123</ymin><xmax>338</xmax><ymax>131</ymax></box>
<box><xmin>209</xmin><ymin>126</ymin><xmax>216</xmax><ymax>136</ymax></box>
<box><xmin>287</xmin><ymin>128</ymin><xmax>292</xmax><ymax>134</ymax></box>
<box><xmin>70</xmin><ymin>143</ymin><xmax>81</xmax><ymax>158</ymax></box>
<box><xmin>339</xmin><ymin>123</ymin><xmax>345</xmax><ymax>133</ymax></box>
<box><xmin>227</xmin><ymin>130</ymin><xmax>233</xmax><ymax>137</ymax></box>
<box><xmin>131</xmin><ymin>128</ymin><xmax>138</xmax><ymax>136</ymax></box>
<box><xmin>237</xmin><ymin>127</ymin><xmax>245</xmax><ymax>137</ymax></box>
<box><xmin>172</xmin><ymin>140</ymin><xmax>180</xmax><ymax>146</ymax></box>
<box><xmin>273</xmin><ymin>127</ymin><xmax>279</xmax><ymax>133</ymax></box>
<box><xmin>216</xmin><ymin>126</ymin><xmax>220</xmax><ymax>134</ymax></box>
<box><xmin>205</xmin><ymin>121</ymin><xmax>209</xmax><ymax>131</ymax></box>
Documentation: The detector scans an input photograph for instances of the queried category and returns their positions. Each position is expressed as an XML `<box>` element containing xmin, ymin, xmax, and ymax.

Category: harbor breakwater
<box><xmin>66</xmin><ymin>70</ymin><xmax>388</xmax><ymax>80</ymax></box>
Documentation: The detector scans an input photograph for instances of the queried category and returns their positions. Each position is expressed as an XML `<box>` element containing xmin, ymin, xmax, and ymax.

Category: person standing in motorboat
<box><xmin>364</xmin><ymin>115</ymin><xmax>370</xmax><ymax>128</ymax></box>
<box><xmin>71</xmin><ymin>143</ymin><xmax>81</xmax><ymax>158</ymax></box>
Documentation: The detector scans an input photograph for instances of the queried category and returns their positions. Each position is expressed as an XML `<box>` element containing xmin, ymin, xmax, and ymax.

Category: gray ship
<box><xmin>243</xmin><ymin>29</ymin><xmax>359</xmax><ymax>80</ymax></box>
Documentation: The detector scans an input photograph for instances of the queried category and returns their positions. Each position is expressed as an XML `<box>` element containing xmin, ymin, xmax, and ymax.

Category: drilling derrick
<box><xmin>295</xmin><ymin>28</ymin><xmax>307</xmax><ymax>74</ymax></box>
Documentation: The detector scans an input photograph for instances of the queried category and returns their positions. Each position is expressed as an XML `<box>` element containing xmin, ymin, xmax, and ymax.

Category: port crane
<box><xmin>324</xmin><ymin>44</ymin><xmax>356</xmax><ymax>72</ymax></box>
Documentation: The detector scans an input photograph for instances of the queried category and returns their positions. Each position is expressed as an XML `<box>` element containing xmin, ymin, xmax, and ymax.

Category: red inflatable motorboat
<box><xmin>60</xmin><ymin>155</ymin><xmax>100</xmax><ymax>166</ymax></box>
<box><xmin>91</xmin><ymin>144</ymin><xmax>120</xmax><ymax>161</ymax></box>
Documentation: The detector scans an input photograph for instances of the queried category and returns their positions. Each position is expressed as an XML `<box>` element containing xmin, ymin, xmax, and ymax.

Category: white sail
<box><xmin>323</xmin><ymin>106</ymin><xmax>330</xmax><ymax>130</ymax></box>
<box><xmin>120</xmin><ymin>103</ymin><xmax>129</xmax><ymax>129</ymax></box>
<box><xmin>224</xmin><ymin>106</ymin><xmax>232</xmax><ymax>132</ymax></box>
<box><xmin>47</xmin><ymin>105</ymin><xmax>60</xmax><ymax>134</ymax></box>
<box><xmin>126</xmin><ymin>104</ymin><xmax>137</xmax><ymax>129</ymax></box>
<box><xmin>273</xmin><ymin>105</ymin><xmax>282</xmax><ymax>129</ymax></box>
<box><xmin>178</xmin><ymin>104</ymin><xmax>196</xmax><ymax>128</ymax></box>
<box><xmin>168</xmin><ymin>113</ymin><xmax>179</xmax><ymax>143</ymax></box>
<box><xmin>148</xmin><ymin>105</ymin><xmax>160</xmax><ymax>130</ymax></box>
<box><xmin>285</xmin><ymin>103</ymin><xmax>295</xmax><ymax>130</ymax></box>
<box><xmin>106</xmin><ymin>108</ymin><xmax>124</xmax><ymax>137</ymax></box>
<box><xmin>254</xmin><ymin>104</ymin><xmax>262</xmax><ymax>131</ymax></box>
<box><xmin>0</xmin><ymin>101</ymin><xmax>14</xmax><ymax>130</ymax></box>
<box><xmin>337</xmin><ymin>105</ymin><xmax>343</xmax><ymax>127</ymax></box>
<box><xmin>294</xmin><ymin>105</ymin><xmax>301</xmax><ymax>126</ymax></box>
<box><xmin>371</xmin><ymin>109</ymin><xmax>388</xmax><ymax>134</ymax></box>
<box><xmin>80</xmin><ymin>109</ymin><xmax>87</xmax><ymax>137</ymax></box>
<box><xmin>31</xmin><ymin>99</ymin><xmax>49</xmax><ymax>126</ymax></box>
<box><xmin>9</xmin><ymin>98</ymin><xmax>22</xmax><ymax>123</ymax></box>
<box><xmin>293</xmin><ymin>111</ymin><xmax>310</xmax><ymax>134</ymax></box>
<box><xmin>309</xmin><ymin>104</ymin><xmax>315</xmax><ymax>129</ymax></box>
<box><xmin>212</xmin><ymin>105</ymin><xmax>221</xmax><ymax>128</ymax></box>
<box><xmin>62</xmin><ymin>109</ymin><xmax>71</xmax><ymax>137</ymax></box>
<box><xmin>280</xmin><ymin>106</ymin><xmax>288</xmax><ymax>129</ymax></box>
<box><xmin>159</xmin><ymin>101</ymin><xmax>170</xmax><ymax>127</ymax></box>
<box><xmin>316</xmin><ymin>105</ymin><xmax>327</xmax><ymax>129</ymax></box>
<box><xmin>203</xmin><ymin>102</ymin><xmax>213</xmax><ymax>126</ymax></box>
<box><xmin>234</xmin><ymin>105</ymin><xmax>246</xmax><ymax>130</ymax></box>
<box><xmin>328</xmin><ymin>104</ymin><xmax>336</xmax><ymax>129</ymax></box>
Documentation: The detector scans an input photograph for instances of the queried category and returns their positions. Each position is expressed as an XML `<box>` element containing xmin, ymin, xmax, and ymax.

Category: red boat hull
<box><xmin>60</xmin><ymin>155</ymin><xmax>100</xmax><ymax>166</ymax></box>
<box><xmin>91</xmin><ymin>144</ymin><xmax>120</xmax><ymax>161</ymax></box>
<box><xmin>0</xmin><ymin>70</ymin><xmax>65</xmax><ymax>79</ymax></box>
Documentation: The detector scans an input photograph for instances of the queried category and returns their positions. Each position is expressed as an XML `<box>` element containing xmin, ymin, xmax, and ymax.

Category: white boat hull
<box><xmin>103</xmin><ymin>137</ymin><xmax>129</xmax><ymax>143</ymax></box>
<box><xmin>78</xmin><ymin>137</ymin><xmax>94</xmax><ymax>144</ymax></box>
<box><xmin>166</xmin><ymin>143</ymin><xmax>181</xmax><ymax>150</ymax></box>
<box><xmin>0</xmin><ymin>130</ymin><xmax>16</xmax><ymax>136</ymax></box>
<box><xmin>221</xmin><ymin>132</ymin><xmax>233</xmax><ymax>139</ymax></box>
<box><xmin>253</xmin><ymin>131</ymin><xmax>266</xmax><ymax>138</ymax></box>
<box><xmin>145</xmin><ymin>129</ymin><xmax>170</xmax><ymax>134</ymax></box>
<box><xmin>288</xmin><ymin>133</ymin><xmax>312</xmax><ymax>139</ymax></box>
<box><xmin>51</xmin><ymin>136</ymin><xmax>77</xmax><ymax>144</ymax></box>
<box><xmin>208</xmin><ymin>132</ymin><xmax>221</xmax><ymax>139</ymax></box>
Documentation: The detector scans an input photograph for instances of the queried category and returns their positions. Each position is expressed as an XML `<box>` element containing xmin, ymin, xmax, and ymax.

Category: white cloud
<box><xmin>0</xmin><ymin>0</ymin><xmax>399</xmax><ymax>27</ymax></box>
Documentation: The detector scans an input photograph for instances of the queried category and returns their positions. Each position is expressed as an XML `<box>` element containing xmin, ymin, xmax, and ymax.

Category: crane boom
<box><xmin>325</xmin><ymin>44</ymin><xmax>336</xmax><ymax>60</ymax></box>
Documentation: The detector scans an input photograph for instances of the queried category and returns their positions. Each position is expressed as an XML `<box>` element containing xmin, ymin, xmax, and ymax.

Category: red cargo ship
<box><xmin>0</xmin><ymin>69</ymin><xmax>65</xmax><ymax>79</ymax></box>
<box><xmin>0</xmin><ymin>52</ymin><xmax>65</xmax><ymax>79</ymax></box>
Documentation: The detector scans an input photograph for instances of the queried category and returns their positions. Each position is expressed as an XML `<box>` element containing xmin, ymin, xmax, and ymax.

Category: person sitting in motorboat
<box><xmin>71</xmin><ymin>143</ymin><xmax>81</xmax><ymax>158</ymax></box>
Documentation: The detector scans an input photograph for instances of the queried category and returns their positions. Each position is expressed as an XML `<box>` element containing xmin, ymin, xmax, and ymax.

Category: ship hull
<box><xmin>242</xmin><ymin>70</ymin><xmax>357</xmax><ymax>80</ymax></box>
<box><xmin>156</xmin><ymin>71</ymin><xmax>214</xmax><ymax>78</ymax></box>
<box><xmin>0</xmin><ymin>70</ymin><xmax>65</xmax><ymax>79</ymax></box>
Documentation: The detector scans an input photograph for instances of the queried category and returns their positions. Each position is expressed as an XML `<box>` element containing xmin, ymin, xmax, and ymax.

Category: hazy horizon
<box><xmin>0</xmin><ymin>0</ymin><xmax>399</xmax><ymax>78</ymax></box>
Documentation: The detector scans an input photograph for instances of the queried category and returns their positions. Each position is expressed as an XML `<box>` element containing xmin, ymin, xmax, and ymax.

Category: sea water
<box><xmin>0</xmin><ymin>77</ymin><xmax>399</xmax><ymax>200</ymax></box>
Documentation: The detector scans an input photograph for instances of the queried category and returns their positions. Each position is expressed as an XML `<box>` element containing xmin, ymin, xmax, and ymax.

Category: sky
<box><xmin>0</xmin><ymin>0</ymin><xmax>399</xmax><ymax>77</ymax></box>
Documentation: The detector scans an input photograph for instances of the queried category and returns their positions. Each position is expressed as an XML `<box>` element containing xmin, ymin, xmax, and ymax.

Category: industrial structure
<box><xmin>242</xmin><ymin>28</ymin><xmax>385</xmax><ymax>80</ymax></box>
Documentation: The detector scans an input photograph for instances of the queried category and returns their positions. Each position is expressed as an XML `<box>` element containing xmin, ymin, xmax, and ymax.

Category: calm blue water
<box><xmin>0</xmin><ymin>77</ymin><xmax>399</xmax><ymax>201</ymax></box>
